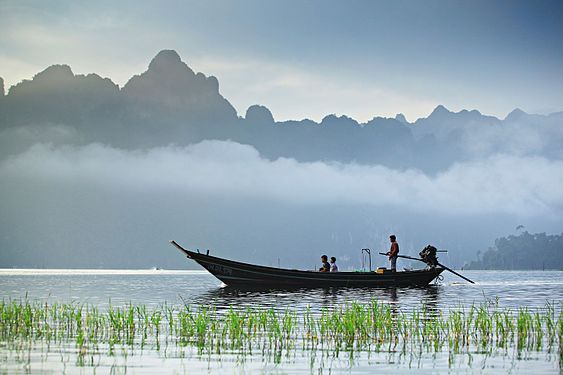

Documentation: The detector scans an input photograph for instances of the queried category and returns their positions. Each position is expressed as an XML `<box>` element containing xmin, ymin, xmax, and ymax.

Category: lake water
<box><xmin>1</xmin><ymin>269</ymin><xmax>561</xmax><ymax>374</ymax></box>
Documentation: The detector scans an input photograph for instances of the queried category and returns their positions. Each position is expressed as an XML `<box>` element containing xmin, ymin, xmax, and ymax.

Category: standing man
<box><xmin>387</xmin><ymin>235</ymin><xmax>399</xmax><ymax>272</ymax></box>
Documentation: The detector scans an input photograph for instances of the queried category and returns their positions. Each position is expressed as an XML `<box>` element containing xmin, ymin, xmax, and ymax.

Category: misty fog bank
<box><xmin>2</xmin><ymin>141</ymin><xmax>562</xmax><ymax>217</ymax></box>
<box><xmin>1</xmin><ymin>140</ymin><xmax>561</xmax><ymax>269</ymax></box>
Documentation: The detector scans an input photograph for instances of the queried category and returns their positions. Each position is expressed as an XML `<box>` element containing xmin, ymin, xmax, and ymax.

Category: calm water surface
<box><xmin>1</xmin><ymin>269</ymin><xmax>561</xmax><ymax>310</ymax></box>
<box><xmin>0</xmin><ymin>269</ymin><xmax>561</xmax><ymax>374</ymax></box>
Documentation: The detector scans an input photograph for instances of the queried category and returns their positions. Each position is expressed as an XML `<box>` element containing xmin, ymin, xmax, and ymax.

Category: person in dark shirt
<box><xmin>319</xmin><ymin>255</ymin><xmax>330</xmax><ymax>272</ymax></box>
<box><xmin>386</xmin><ymin>235</ymin><xmax>400</xmax><ymax>272</ymax></box>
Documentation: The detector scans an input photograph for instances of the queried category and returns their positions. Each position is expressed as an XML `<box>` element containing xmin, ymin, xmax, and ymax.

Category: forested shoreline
<box><xmin>466</xmin><ymin>232</ymin><xmax>563</xmax><ymax>270</ymax></box>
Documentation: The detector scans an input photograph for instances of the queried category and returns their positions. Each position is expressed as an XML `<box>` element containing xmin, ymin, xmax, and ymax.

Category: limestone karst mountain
<box><xmin>1</xmin><ymin>50</ymin><xmax>561</xmax><ymax>168</ymax></box>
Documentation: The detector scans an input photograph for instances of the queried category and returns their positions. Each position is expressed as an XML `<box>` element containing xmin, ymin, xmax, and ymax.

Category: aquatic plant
<box><xmin>0</xmin><ymin>298</ymin><xmax>561</xmax><ymax>370</ymax></box>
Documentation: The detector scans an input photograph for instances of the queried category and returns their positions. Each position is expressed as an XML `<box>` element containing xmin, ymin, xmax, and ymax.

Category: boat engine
<box><xmin>419</xmin><ymin>245</ymin><xmax>439</xmax><ymax>267</ymax></box>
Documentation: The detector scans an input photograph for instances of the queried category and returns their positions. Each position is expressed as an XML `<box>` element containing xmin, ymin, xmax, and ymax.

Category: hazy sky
<box><xmin>1</xmin><ymin>0</ymin><xmax>562</xmax><ymax>121</ymax></box>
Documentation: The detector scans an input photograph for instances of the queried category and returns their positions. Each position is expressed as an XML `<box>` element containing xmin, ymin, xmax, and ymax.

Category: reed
<box><xmin>0</xmin><ymin>298</ymin><xmax>561</xmax><ymax>364</ymax></box>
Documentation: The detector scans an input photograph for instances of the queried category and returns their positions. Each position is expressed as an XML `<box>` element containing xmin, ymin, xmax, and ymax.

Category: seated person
<box><xmin>330</xmin><ymin>256</ymin><xmax>338</xmax><ymax>272</ymax></box>
<box><xmin>319</xmin><ymin>255</ymin><xmax>330</xmax><ymax>272</ymax></box>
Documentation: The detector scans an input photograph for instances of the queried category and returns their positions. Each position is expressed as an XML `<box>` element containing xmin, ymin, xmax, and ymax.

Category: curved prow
<box><xmin>170</xmin><ymin>240</ymin><xmax>193</xmax><ymax>258</ymax></box>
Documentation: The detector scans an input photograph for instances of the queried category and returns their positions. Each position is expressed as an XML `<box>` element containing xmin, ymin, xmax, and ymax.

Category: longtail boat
<box><xmin>170</xmin><ymin>241</ymin><xmax>449</xmax><ymax>288</ymax></box>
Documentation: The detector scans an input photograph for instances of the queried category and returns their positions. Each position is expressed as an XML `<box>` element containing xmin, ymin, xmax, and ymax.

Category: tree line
<box><xmin>466</xmin><ymin>231</ymin><xmax>563</xmax><ymax>270</ymax></box>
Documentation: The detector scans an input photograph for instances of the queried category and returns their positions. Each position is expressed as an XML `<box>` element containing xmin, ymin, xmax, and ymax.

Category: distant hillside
<box><xmin>466</xmin><ymin>232</ymin><xmax>563</xmax><ymax>270</ymax></box>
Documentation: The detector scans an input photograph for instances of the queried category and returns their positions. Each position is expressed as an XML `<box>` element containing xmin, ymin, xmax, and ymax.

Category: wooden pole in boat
<box><xmin>433</xmin><ymin>262</ymin><xmax>474</xmax><ymax>284</ymax></box>
<box><xmin>362</xmin><ymin>249</ymin><xmax>372</xmax><ymax>271</ymax></box>
<box><xmin>378</xmin><ymin>252</ymin><xmax>475</xmax><ymax>284</ymax></box>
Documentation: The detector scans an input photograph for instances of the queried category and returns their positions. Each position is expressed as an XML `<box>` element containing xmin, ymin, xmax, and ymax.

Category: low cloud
<box><xmin>1</xmin><ymin>140</ymin><xmax>561</xmax><ymax>217</ymax></box>
<box><xmin>459</xmin><ymin>118</ymin><xmax>563</xmax><ymax>158</ymax></box>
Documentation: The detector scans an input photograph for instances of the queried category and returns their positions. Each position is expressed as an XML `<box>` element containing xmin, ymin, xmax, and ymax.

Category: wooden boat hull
<box><xmin>171</xmin><ymin>241</ymin><xmax>445</xmax><ymax>288</ymax></box>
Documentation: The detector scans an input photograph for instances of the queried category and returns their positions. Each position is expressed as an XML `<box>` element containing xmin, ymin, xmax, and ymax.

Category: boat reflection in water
<box><xmin>188</xmin><ymin>283</ymin><xmax>442</xmax><ymax>315</ymax></box>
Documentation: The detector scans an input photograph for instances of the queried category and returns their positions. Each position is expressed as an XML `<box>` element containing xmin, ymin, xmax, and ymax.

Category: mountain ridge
<box><xmin>1</xmin><ymin>49</ymin><xmax>562</xmax><ymax>171</ymax></box>
<box><xmin>3</xmin><ymin>50</ymin><xmax>559</xmax><ymax>124</ymax></box>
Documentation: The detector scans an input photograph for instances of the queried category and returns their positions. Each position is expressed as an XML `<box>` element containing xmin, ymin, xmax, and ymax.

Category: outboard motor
<box><xmin>419</xmin><ymin>245</ymin><xmax>439</xmax><ymax>267</ymax></box>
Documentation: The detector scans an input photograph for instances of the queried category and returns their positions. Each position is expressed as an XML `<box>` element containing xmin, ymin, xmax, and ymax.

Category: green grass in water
<box><xmin>0</xmin><ymin>299</ymin><xmax>561</xmax><ymax>359</ymax></box>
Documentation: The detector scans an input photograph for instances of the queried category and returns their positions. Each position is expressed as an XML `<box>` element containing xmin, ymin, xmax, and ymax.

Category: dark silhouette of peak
<box><xmin>7</xmin><ymin>64</ymin><xmax>118</xmax><ymax>99</ymax></box>
<box><xmin>202</xmin><ymin>74</ymin><xmax>219</xmax><ymax>93</ymax></box>
<box><xmin>2</xmin><ymin>62</ymin><xmax>120</xmax><ymax>132</ymax></box>
<box><xmin>245</xmin><ymin>105</ymin><xmax>274</xmax><ymax>123</ymax></box>
<box><xmin>1</xmin><ymin>50</ymin><xmax>239</xmax><ymax>146</ymax></box>
<box><xmin>8</xmin><ymin>64</ymin><xmax>119</xmax><ymax>98</ymax></box>
<box><xmin>0</xmin><ymin>77</ymin><xmax>4</xmax><ymax>97</ymax></box>
<box><xmin>505</xmin><ymin>108</ymin><xmax>527</xmax><ymax>121</ymax></box>
<box><xmin>458</xmin><ymin>108</ymin><xmax>490</xmax><ymax>121</ymax></box>
<box><xmin>504</xmin><ymin>107</ymin><xmax>548</xmax><ymax>124</ymax></box>
<box><xmin>121</xmin><ymin>50</ymin><xmax>237</xmax><ymax>131</ymax></box>
<box><xmin>7</xmin><ymin>65</ymin><xmax>76</xmax><ymax>96</ymax></box>
<box><xmin>460</xmin><ymin>109</ymin><xmax>481</xmax><ymax>116</ymax></box>
<box><xmin>277</xmin><ymin>118</ymin><xmax>318</xmax><ymax>127</ymax></box>
<box><xmin>412</xmin><ymin>104</ymin><xmax>501</xmax><ymax>142</ymax></box>
<box><xmin>365</xmin><ymin>116</ymin><xmax>399</xmax><ymax>126</ymax></box>
<box><xmin>321</xmin><ymin>114</ymin><xmax>358</xmax><ymax>128</ymax></box>
<box><xmin>421</xmin><ymin>105</ymin><xmax>499</xmax><ymax>124</ymax></box>
<box><xmin>124</xmin><ymin>50</ymin><xmax>197</xmax><ymax>94</ymax></box>
<box><xmin>428</xmin><ymin>104</ymin><xmax>452</xmax><ymax>118</ymax></box>
<box><xmin>124</xmin><ymin>50</ymin><xmax>233</xmax><ymax>100</ymax></box>
<box><xmin>364</xmin><ymin>117</ymin><xmax>412</xmax><ymax>139</ymax></box>
<box><xmin>34</xmin><ymin>64</ymin><xmax>75</xmax><ymax>82</ymax></box>
<box><xmin>147</xmin><ymin>49</ymin><xmax>195</xmax><ymax>79</ymax></box>
<box><xmin>79</xmin><ymin>73</ymin><xmax>118</xmax><ymax>87</ymax></box>
<box><xmin>395</xmin><ymin>113</ymin><xmax>408</xmax><ymax>124</ymax></box>
<box><xmin>123</xmin><ymin>50</ymin><xmax>228</xmax><ymax>103</ymax></box>
<box><xmin>149</xmin><ymin>49</ymin><xmax>182</xmax><ymax>68</ymax></box>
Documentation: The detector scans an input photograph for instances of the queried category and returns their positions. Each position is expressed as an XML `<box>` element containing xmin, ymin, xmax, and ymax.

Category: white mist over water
<box><xmin>2</xmin><ymin>141</ymin><xmax>562</xmax><ymax>217</ymax></box>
